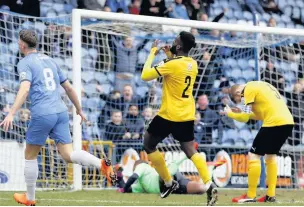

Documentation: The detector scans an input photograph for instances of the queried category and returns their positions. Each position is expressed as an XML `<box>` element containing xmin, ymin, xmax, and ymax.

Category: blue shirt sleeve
<box><xmin>17</xmin><ymin>60</ymin><xmax>32</xmax><ymax>83</ymax></box>
<box><xmin>55</xmin><ymin>61</ymin><xmax>67</xmax><ymax>84</ymax></box>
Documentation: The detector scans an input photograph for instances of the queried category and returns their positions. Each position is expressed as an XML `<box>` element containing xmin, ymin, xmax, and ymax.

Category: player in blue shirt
<box><xmin>0</xmin><ymin>30</ymin><xmax>116</xmax><ymax>206</ymax></box>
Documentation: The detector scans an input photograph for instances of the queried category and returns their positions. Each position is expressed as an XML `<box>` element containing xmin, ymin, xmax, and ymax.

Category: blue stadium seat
<box><xmin>64</xmin><ymin>3</ymin><xmax>74</xmax><ymax>13</ymax></box>
<box><xmin>225</xmin><ymin>10</ymin><xmax>234</xmax><ymax>19</ymax></box>
<box><xmin>100</xmin><ymin>83</ymin><xmax>113</xmax><ymax>95</ymax></box>
<box><xmin>94</xmin><ymin>72</ymin><xmax>108</xmax><ymax>83</ymax></box>
<box><xmin>65</xmin><ymin>57</ymin><xmax>73</xmax><ymax>70</ymax></box>
<box><xmin>136</xmin><ymin>86</ymin><xmax>149</xmax><ymax>98</ymax></box>
<box><xmin>226</xmin><ymin>129</ymin><xmax>238</xmax><ymax>139</ymax></box>
<box><xmin>82</xmin><ymin>97</ymin><xmax>88</xmax><ymax>108</ymax></box>
<box><xmin>251</xmin><ymin>130</ymin><xmax>258</xmax><ymax>138</ymax></box>
<box><xmin>284</xmin><ymin>71</ymin><xmax>296</xmax><ymax>82</ymax></box>
<box><xmin>243</xmin><ymin>11</ymin><xmax>253</xmax><ymax>21</ymax></box>
<box><xmin>262</xmin><ymin>13</ymin><xmax>271</xmax><ymax>21</ymax></box>
<box><xmin>239</xmin><ymin>129</ymin><xmax>253</xmax><ymax>140</ymax></box>
<box><xmin>280</xmin><ymin>62</ymin><xmax>290</xmax><ymax>71</ymax></box>
<box><xmin>236</xmin><ymin>78</ymin><xmax>246</xmax><ymax>85</ymax></box>
<box><xmin>260</xmin><ymin>60</ymin><xmax>267</xmax><ymax>69</ymax></box>
<box><xmin>87</xmin><ymin>98</ymin><xmax>101</xmax><ymax>112</ymax></box>
<box><xmin>259</xmin><ymin>21</ymin><xmax>267</xmax><ymax>27</ymax></box>
<box><xmin>235</xmin><ymin>138</ymin><xmax>246</xmax><ymax>147</ymax></box>
<box><xmin>290</xmin><ymin>62</ymin><xmax>298</xmax><ymax>72</ymax></box>
<box><xmin>53</xmin><ymin>3</ymin><xmax>64</xmax><ymax>13</ymax></box>
<box><xmin>243</xmin><ymin>69</ymin><xmax>256</xmax><ymax>81</ymax></box>
<box><xmin>237</xmin><ymin>58</ymin><xmax>248</xmax><ymax>70</ymax></box>
<box><xmin>248</xmin><ymin>59</ymin><xmax>255</xmax><ymax>68</ymax></box>
<box><xmin>272</xmin><ymin>14</ymin><xmax>282</xmax><ymax>22</ymax></box>
<box><xmin>224</xmin><ymin>67</ymin><xmax>232</xmax><ymax>78</ymax></box>
<box><xmin>222</xmin><ymin>139</ymin><xmax>235</xmax><ymax>146</ymax></box>
<box><xmin>230</xmin><ymin>68</ymin><xmax>242</xmax><ymax>79</ymax></box>
<box><xmin>246</xmin><ymin>139</ymin><xmax>254</xmax><ymax>147</ymax></box>
<box><xmin>6</xmin><ymin>92</ymin><xmax>16</xmax><ymax>104</ymax></box>
<box><xmin>277</xmin><ymin>22</ymin><xmax>286</xmax><ymax>28</ymax></box>
<box><xmin>228</xmin><ymin>19</ymin><xmax>238</xmax><ymax>24</ymax></box>
<box><xmin>107</xmin><ymin>71</ymin><xmax>115</xmax><ymax>84</ymax></box>
<box><xmin>83</xmin><ymin>83</ymin><xmax>97</xmax><ymax>96</ymax></box>
<box><xmin>296</xmin><ymin>0</ymin><xmax>304</xmax><ymax>8</ymax></box>
<box><xmin>88</xmin><ymin>48</ymin><xmax>98</xmax><ymax>60</ymax></box>
<box><xmin>227</xmin><ymin>58</ymin><xmax>237</xmax><ymax>68</ymax></box>
<box><xmin>296</xmin><ymin>24</ymin><xmax>304</xmax><ymax>29</ymax></box>
<box><xmin>46</xmin><ymin>9</ymin><xmax>57</xmax><ymax>17</ymax></box>
<box><xmin>234</xmin><ymin>10</ymin><xmax>243</xmax><ymax>19</ymax></box>
<box><xmin>281</xmin><ymin>15</ymin><xmax>292</xmax><ymax>23</ymax></box>
<box><xmin>237</xmin><ymin>19</ymin><xmax>247</xmax><ymax>25</ymax></box>
<box><xmin>82</xmin><ymin>71</ymin><xmax>95</xmax><ymax>83</ymax></box>
<box><xmin>135</xmin><ymin>72</ymin><xmax>148</xmax><ymax>87</ymax></box>
<box><xmin>293</xmin><ymin>7</ymin><xmax>301</xmax><ymax>19</ymax></box>
<box><xmin>234</xmin><ymin>120</ymin><xmax>246</xmax><ymax>129</ymax></box>
<box><xmin>283</xmin><ymin>6</ymin><xmax>293</xmax><ymax>16</ymax></box>
<box><xmin>82</xmin><ymin>55</ymin><xmax>94</xmax><ymax>70</ymax></box>
<box><xmin>138</xmin><ymin>50</ymin><xmax>148</xmax><ymax>65</ymax></box>
<box><xmin>53</xmin><ymin>57</ymin><xmax>65</xmax><ymax>68</ymax></box>
<box><xmin>8</xmin><ymin>42</ymin><xmax>19</xmax><ymax>55</ymax></box>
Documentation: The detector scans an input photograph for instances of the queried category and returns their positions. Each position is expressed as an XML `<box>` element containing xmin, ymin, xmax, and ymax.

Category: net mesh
<box><xmin>0</xmin><ymin>10</ymin><xmax>303</xmax><ymax>190</ymax></box>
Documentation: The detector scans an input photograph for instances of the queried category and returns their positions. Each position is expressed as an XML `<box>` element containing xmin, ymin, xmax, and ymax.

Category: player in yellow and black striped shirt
<box><xmin>141</xmin><ymin>31</ymin><xmax>217</xmax><ymax>206</ymax></box>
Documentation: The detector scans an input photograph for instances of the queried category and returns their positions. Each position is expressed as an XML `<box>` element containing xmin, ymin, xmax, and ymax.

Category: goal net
<box><xmin>0</xmin><ymin>9</ymin><xmax>304</xmax><ymax>191</ymax></box>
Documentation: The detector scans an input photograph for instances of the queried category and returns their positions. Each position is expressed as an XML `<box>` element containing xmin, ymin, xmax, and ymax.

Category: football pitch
<box><xmin>0</xmin><ymin>189</ymin><xmax>304</xmax><ymax>206</ymax></box>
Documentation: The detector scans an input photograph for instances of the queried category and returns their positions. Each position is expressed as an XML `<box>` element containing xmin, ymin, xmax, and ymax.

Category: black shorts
<box><xmin>250</xmin><ymin>125</ymin><xmax>294</xmax><ymax>156</ymax></box>
<box><xmin>147</xmin><ymin>115</ymin><xmax>194</xmax><ymax>142</ymax></box>
<box><xmin>159</xmin><ymin>172</ymin><xmax>190</xmax><ymax>194</ymax></box>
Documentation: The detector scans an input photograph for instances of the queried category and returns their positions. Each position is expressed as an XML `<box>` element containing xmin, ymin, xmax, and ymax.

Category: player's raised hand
<box><xmin>0</xmin><ymin>113</ymin><xmax>14</xmax><ymax>132</ymax></box>
<box><xmin>76</xmin><ymin>110</ymin><xmax>87</xmax><ymax>125</ymax></box>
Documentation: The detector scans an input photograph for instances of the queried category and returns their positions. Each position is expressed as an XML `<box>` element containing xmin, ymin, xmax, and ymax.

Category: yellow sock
<box><xmin>247</xmin><ymin>159</ymin><xmax>261</xmax><ymax>198</ymax></box>
<box><xmin>190</xmin><ymin>153</ymin><xmax>211</xmax><ymax>184</ymax></box>
<box><xmin>266</xmin><ymin>158</ymin><xmax>277</xmax><ymax>197</ymax></box>
<box><xmin>148</xmin><ymin>150</ymin><xmax>172</xmax><ymax>183</ymax></box>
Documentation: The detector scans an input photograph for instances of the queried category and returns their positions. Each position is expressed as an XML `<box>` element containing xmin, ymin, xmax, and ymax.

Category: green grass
<box><xmin>0</xmin><ymin>189</ymin><xmax>303</xmax><ymax>206</ymax></box>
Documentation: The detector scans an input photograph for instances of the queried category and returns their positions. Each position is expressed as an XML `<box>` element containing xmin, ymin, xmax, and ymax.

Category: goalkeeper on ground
<box><xmin>117</xmin><ymin>155</ymin><xmax>207</xmax><ymax>195</ymax></box>
<box><xmin>220</xmin><ymin>81</ymin><xmax>294</xmax><ymax>203</ymax></box>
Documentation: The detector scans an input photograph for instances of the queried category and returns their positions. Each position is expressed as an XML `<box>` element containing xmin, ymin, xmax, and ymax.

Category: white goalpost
<box><xmin>0</xmin><ymin>8</ymin><xmax>304</xmax><ymax>191</ymax></box>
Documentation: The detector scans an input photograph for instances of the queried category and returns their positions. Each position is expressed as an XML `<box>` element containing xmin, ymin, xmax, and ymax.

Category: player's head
<box><xmin>128</xmin><ymin>104</ymin><xmax>139</xmax><ymax>116</ymax></box>
<box><xmin>230</xmin><ymin>84</ymin><xmax>245</xmax><ymax>104</ymax></box>
<box><xmin>18</xmin><ymin>29</ymin><xmax>38</xmax><ymax>55</ymax></box>
<box><xmin>170</xmin><ymin>31</ymin><xmax>196</xmax><ymax>55</ymax></box>
<box><xmin>133</xmin><ymin>160</ymin><xmax>149</xmax><ymax>171</ymax></box>
<box><xmin>111</xmin><ymin>110</ymin><xmax>122</xmax><ymax>124</ymax></box>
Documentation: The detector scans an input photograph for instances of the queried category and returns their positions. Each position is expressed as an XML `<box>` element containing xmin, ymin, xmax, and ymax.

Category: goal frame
<box><xmin>71</xmin><ymin>8</ymin><xmax>304</xmax><ymax>190</ymax></box>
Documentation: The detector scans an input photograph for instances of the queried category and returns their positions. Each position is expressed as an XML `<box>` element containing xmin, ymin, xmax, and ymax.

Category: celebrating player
<box><xmin>220</xmin><ymin>81</ymin><xmax>294</xmax><ymax>203</ymax></box>
<box><xmin>0</xmin><ymin>30</ymin><xmax>116</xmax><ymax>206</ymax></box>
<box><xmin>140</xmin><ymin>31</ymin><xmax>217</xmax><ymax>206</ymax></box>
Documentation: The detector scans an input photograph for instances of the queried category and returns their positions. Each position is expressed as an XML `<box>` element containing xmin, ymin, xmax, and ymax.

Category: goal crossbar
<box><xmin>72</xmin><ymin>9</ymin><xmax>304</xmax><ymax>37</ymax></box>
